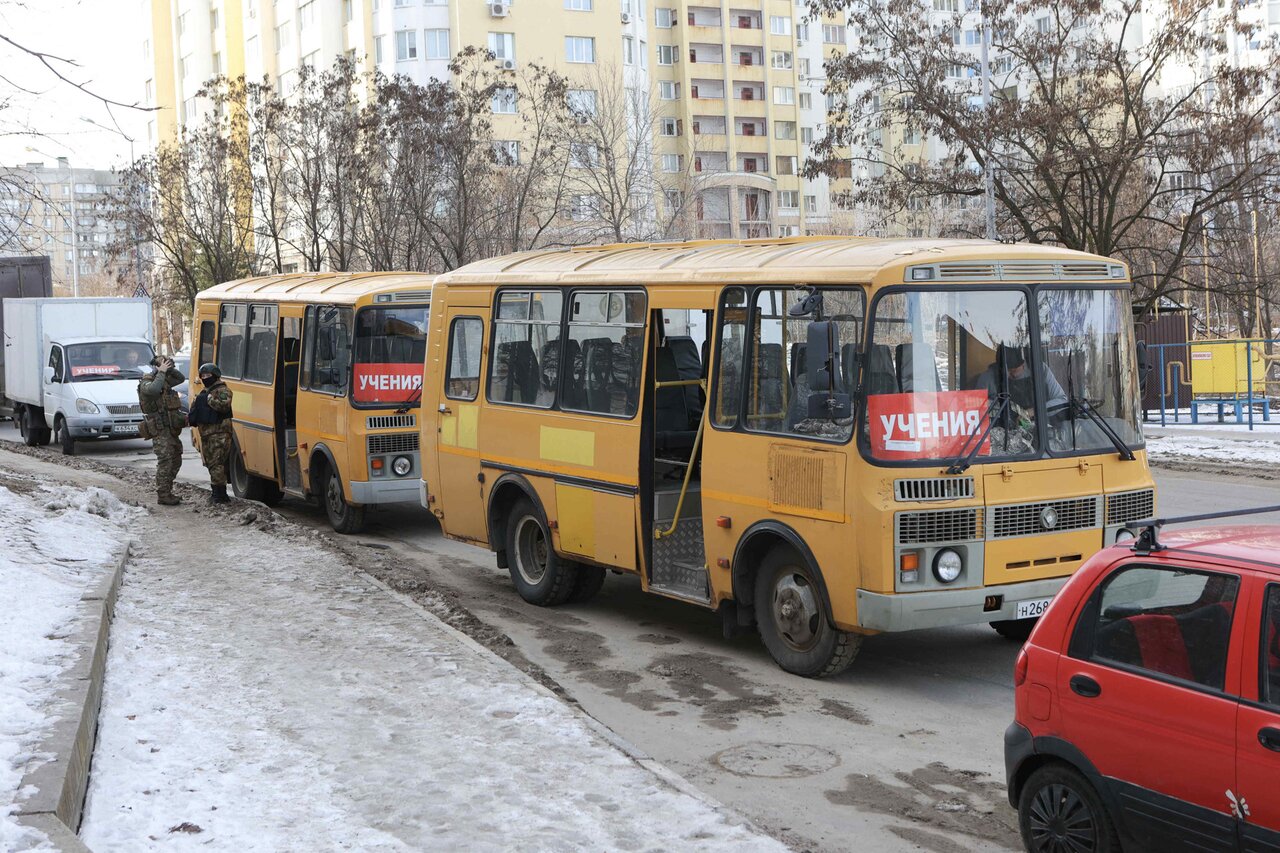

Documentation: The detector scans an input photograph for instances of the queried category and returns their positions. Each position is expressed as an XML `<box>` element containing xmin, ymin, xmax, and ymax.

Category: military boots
<box><xmin>209</xmin><ymin>484</ymin><xmax>231</xmax><ymax>505</ymax></box>
<box><xmin>157</xmin><ymin>492</ymin><xmax>182</xmax><ymax>506</ymax></box>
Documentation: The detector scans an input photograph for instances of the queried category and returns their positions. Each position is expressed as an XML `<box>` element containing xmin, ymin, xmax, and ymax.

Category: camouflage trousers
<box><xmin>200</xmin><ymin>430</ymin><xmax>233</xmax><ymax>487</ymax></box>
<box><xmin>153</xmin><ymin>430</ymin><xmax>184</xmax><ymax>497</ymax></box>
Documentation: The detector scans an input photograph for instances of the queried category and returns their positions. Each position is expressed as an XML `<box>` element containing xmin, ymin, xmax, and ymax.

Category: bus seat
<box><xmin>788</xmin><ymin>342</ymin><xmax>808</xmax><ymax>386</ymax></box>
<box><xmin>497</xmin><ymin>340</ymin><xmax>539</xmax><ymax>404</ymax></box>
<box><xmin>667</xmin><ymin>335</ymin><xmax>703</xmax><ymax>418</ymax></box>
<box><xmin>754</xmin><ymin>343</ymin><xmax>785</xmax><ymax>417</ymax></box>
<box><xmin>897</xmin><ymin>342</ymin><xmax>942</xmax><ymax>393</ymax></box>
<box><xmin>540</xmin><ymin>339</ymin><xmax>562</xmax><ymax>391</ymax></box>
<box><xmin>840</xmin><ymin>344</ymin><xmax>859</xmax><ymax>394</ymax></box>
<box><xmin>582</xmin><ymin>337</ymin><xmax>613</xmax><ymax>412</ymax></box>
<box><xmin>700</xmin><ymin>338</ymin><xmax>710</xmax><ymax>379</ymax></box>
<box><xmin>866</xmin><ymin>344</ymin><xmax>898</xmax><ymax>396</ymax></box>
<box><xmin>655</xmin><ymin>345</ymin><xmax>697</xmax><ymax>454</ymax></box>
<box><xmin>560</xmin><ymin>339</ymin><xmax>584</xmax><ymax>409</ymax></box>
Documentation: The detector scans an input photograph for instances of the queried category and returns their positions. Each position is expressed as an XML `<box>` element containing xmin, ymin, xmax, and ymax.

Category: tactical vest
<box><xmin>139</xmin><ymin>378</ymin><xmax>183</xmax><ymax>433</ymax></box>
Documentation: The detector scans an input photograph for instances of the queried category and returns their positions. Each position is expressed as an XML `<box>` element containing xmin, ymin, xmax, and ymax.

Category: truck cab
<box><xmin>35</xmin><ymin>337</ymin><xmax>155</xmax><ymax>452</ymax></box>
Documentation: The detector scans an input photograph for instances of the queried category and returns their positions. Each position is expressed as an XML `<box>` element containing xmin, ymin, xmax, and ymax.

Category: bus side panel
<box><xmin>296</xmin><ymin>388</ymin><xmax>347</xmax><ymax>496</ymax></box>
<box><xmin>228</xmin><ymin>379</ymin><xmax>276</xmax><ymax>479</ymax></box>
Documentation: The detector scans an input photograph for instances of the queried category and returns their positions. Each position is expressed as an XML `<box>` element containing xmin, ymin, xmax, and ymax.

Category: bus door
<box><xmin>274</xmin><ymin>313</ymin><xmax>303</xmax><ymax>492</ymax></box>
<box><xmin>433</xmin><ymin>307</ymin><xmax>488</xmax><ymax>543</ymax></box>
<box><xmin>646</xmin><ymin>306</ymin><xmax>713</xmax><ymax>604</ymax></box>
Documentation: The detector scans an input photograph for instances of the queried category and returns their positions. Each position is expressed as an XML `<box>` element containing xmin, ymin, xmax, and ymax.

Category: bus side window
<box><xmin>562</xmin><ymin>291</ymin><xmax>645</xmax><ymax>418</ymax></box>
<box><xmin>300</xmin><ymin>306</ymin><xmax>315</xmax><ymax>389</ymax></box>
<box><xmin>217</xmin><ymin>303</ymin><xmax>247</xmax><ymax>379</ymax></box>
<box><xmin>198</xmin><ymin>321</ymin><xmax>215</xmax><ymax>367</ymax></box>
<box><xmin>309</xmin><ymin>306</ymin><xmax>353</xmax><ymax>396</ymax></box>
<box><xmin>446</xmin><ymin>317</ymin><xmax>483</xmax><ymax>401</ymax></box>
<box><xmin>712</xmin><ymin>287</ymin><xmax>747</xmax><ymax>428</ymax></box>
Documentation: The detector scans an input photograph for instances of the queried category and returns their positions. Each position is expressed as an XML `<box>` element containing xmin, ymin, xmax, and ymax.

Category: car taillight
<box><xmin>1014</xmin><ymin>648</ymin><xmax>1029</xmax><ymax>687</ymax></box>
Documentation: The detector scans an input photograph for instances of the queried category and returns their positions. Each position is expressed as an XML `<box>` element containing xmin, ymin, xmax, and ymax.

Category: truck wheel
<box><xmin>56</xmin><ymin>418</ymin><xmax>76</xmax><ymax>456</ymax></box>
<box><xmin>229</xmin><ymin>446</ymin><xmax>283</xmax><ymax>506</ymax></box>
<box><xmin>323</xmin><ymin>466</ymin><xmax>365</xmax><ymax>534</ymax></box>
<box><xmin>754</xmin><ymin>546</ymin><xmax>860</xmax><ymax>678</ymax></box>
<box><xmin>505</xmin><ymin>498</ymin><xmax>579</xmax><ymax>606</ymax></box>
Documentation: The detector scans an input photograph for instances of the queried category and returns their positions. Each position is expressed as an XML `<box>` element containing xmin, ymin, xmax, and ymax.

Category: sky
<box><xmin>0</xmin><ymin>0</ymin><xmax>150</xmax><ymax>173</ymax></box>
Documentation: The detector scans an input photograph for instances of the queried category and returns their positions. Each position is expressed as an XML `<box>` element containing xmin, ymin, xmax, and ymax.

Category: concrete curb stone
<box><xmin>14</xmin><ymin>541</ymin><xmax>132</xmax><ymax>852</ymax></box>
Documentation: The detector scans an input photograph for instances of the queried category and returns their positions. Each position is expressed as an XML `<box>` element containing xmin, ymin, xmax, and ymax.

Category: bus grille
<box><xmin>897</xmin><ymin>508</ymin><xmax>983</xmax><ymax>545</ymax></box>
<box><xmin>1106</xmin><ymin>489</ymin><xmax>1155</xmax><ymax>525</ymax></box>
<box><xmin>991</xmin><ymin>497</ymin><xmax>1099</xmax><ymax>538</ymax></box>
<box><xmin>911</xmin><ymin>261</ymin><xmax>1120</xmax><ymax>282</ymax></box>
<box><xmin>107</xmin><ymin>404</ymin><xmax>142</xmax><ymax>415</ymax></box>
<box><xmin>367</xmin><ymin>414</ymin><xmax>417</xmax><ymax>430</ymax></box>
<box><xmin>894</xmin><ymin>476</ymin><xmax>974</xmax><ymax>502</ymax></box>
<box><xmin>367</xmin><ymin>432</ymin><xmax>419</xmax><ymax>455</ymax></box>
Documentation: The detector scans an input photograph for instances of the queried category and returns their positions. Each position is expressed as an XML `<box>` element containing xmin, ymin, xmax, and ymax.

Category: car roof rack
<box><xmin>1124</xmin><ymin>504</ymin><xmax>1280</xmax><ymax>555</ymax></box>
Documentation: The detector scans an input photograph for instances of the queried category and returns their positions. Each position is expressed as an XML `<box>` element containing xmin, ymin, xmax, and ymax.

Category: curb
<box><xmin>14</xmin><ymin>541</ymin><xmax>132</xmax><ymax>852</ymax></box>
<box><xmin>356</xmin><ymin>570</ymin><xmax>776</xmax><ymax>842</ymax></box>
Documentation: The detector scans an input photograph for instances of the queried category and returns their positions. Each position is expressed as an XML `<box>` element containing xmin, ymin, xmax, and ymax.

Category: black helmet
<box><xmin>198</xmin><ymin>362</ymin><xmax>222</xmax><ymax>380</ymax></box>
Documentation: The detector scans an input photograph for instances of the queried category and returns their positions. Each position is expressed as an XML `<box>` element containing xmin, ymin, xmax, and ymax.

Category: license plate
<box><xmin>115</xmin><ymin>425</ymin><xmax>138</xmax><ymax>435</ymax></box>
<box><xmin>1015</xmin><ymin>597</ymin><xmax>1053</xmax><ymax>620</ymax></box>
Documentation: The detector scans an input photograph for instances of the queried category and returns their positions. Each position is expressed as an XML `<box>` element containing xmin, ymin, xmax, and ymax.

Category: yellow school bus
<box><xmin>193</xmin><ymin>273</ymin><xmax>431</xmax><ymax>532</ymax></box>
<box><xmin>419</xmin><ymin>237</ymin><xmax>1155</xmax><ymax>676</ymax></box>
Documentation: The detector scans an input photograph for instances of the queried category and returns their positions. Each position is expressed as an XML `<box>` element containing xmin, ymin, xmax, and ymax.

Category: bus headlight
<box><xmin>76</xmin><ymin>398</ymin><xmax>99</xmax><ymax>414</ymax></box>
<box><xmin>933</xmin><ymin>549</ymin><xmax>963</xmax><ymax>584</ymax></box>
<box><xmin>392</xmin><ymin>455</ymin><xmax>413</xmax><ymax>477</ymax></box>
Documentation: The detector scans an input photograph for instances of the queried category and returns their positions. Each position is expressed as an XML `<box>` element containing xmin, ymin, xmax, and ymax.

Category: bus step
<box><xmin>651</xmin><ymin>516</ymin><xmax>709</xmax><ymax>603</ymax></box>
<box><xmin>284</xmin><ymin>454</ymin><xmax>303</xmax><ymax>490</ymax></box>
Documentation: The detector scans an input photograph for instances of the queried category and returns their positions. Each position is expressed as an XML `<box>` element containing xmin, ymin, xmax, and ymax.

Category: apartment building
<box><xmin>0</xmin><ymin>159</ymin><xmax>134</xmax><ymax>295</ymax></box>
<box><xmin>144</xmin><ymin>0</ymin><xmax>849</xmax><ymax>240</ymax></box>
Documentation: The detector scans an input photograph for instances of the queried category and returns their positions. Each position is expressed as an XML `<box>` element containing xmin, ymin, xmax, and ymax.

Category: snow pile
<box><xmin>0</xmin><ymin>482</ymin><xmax>136</xmax><ymax>850</ymax></box>
<box><xmin>1146</xmin><ymin>435</ymin><xmax>1280</xmax><ymax>468</ymax></box>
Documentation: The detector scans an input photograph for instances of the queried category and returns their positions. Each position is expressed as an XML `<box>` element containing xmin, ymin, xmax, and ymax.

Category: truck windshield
<box><xmin>352</xmin><ymin>305</ymin><xmax>429</xmax><ymax>406</ymax></box>
<box><xmin>65</xmin><ymin>342</ymin><xmax>154</xmax><ymax>381</ymax></box>
<box><xmin>1037</xmin><ymin>288</ymin><xmax>1143</xmax><ymax>453</ymax></box>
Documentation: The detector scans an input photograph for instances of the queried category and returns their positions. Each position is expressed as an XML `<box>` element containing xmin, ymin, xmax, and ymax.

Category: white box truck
<box><xmin>2</xmin><ymin>297</ymin><xmax>154</xmax><ymax>454</ymax></box>
<box><xmin>0</xmin><ymin>255</ymin><xmax>53</xmax><ymax>417</ymax></box>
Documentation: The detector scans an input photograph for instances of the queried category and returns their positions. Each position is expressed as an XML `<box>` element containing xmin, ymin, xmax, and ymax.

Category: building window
<box><xmin>275</xmin><ymin>23</ymin><xmax>291</xmax><ymax>53</ymax></box>
<box><xmin>426</xmin><ymin>29</ymin><xmax>451</xmax><ymax>59</ymax></box>
<box><xmin>778</xmin><ymin>190</ymin><xmax>798</xmax><ymax>209</ymax></box>
<box><xmin>491</xmin><ymin>86</ymin><xmax>517</xmax><ymax>114</ymax></box>
<box><xmin>488</xmin><ymin>32</ymin><xmax>513</xmax><ymax>61</ymax></box>
<box><xmin>374</xmin><ymin>35</ymin><xmax>384</xmax><ymax>63</ymax></box>
<box><xmin>934</xmin><ymin>0</ymin><xmax>960</xmax><ymax>9</ymax></box>
<box><xmin>568</xmin><ymin>195</ymin><xmax>597</xmax><ymax>221</ymax></box>
<box><xmin>657</xmin><ymin>44</ymin><xmax>676</xmax><ymax>65</ymax></box>
<box><xmin>660</xmin><ymin>117</ymin><xmax>679</xmax><ymax>136</ymax></box>
<box><xmin>623</xmin><ymin>35</ymin><xmax>635</xmax><ymax>65</ymax></box>
<box><xmin>144</xmin><ymin>79</ymin><xmax>153</xmax><ymax>104</ymax></box>
<box><xmin>804</xmin><ymin>195</ymin><xmax>817</xmax><ymax>213</ymax></box>
<box><xmin>775</xmin><ymin>120</ymin><xmax>796</xmax><ymax>140</ymax></box>
<box><xmin>569</xmin><ymin>142</ymin><xmax>598</xmax><ymax>168</ymax></box>
<box><xmin>301</xmin><ymin>50</ymin><xmax>319</xmax><ymax>68</ymax></box>
<box><xmin>210</xmin><ymin>8</ymin><xmax>220</xmax><ymax>30</ymax></box>
<box><xmin>799</xmin><ymin>92</ymin><xmax>812</xmax><ymax>109</ymax></box>
<box><xmin>822</xmin><ymin>24</ymin><xmax>846</xmax><ymax>43</ymax></box>
<box><xmin>396</xmin><ymin>29</ymin><xmax>418</xmax><ymax>61</ymax></box>
<box><xmin>769</xmin><ymin>15</ymin><xmax>791</xmax><ymax>35</ymax></box>
<box><xmin>661</xmin><ymin>154</ymin><xmax>682</xmax><ymax>172</ymax></box>
<box><xmin>800</xmin><ymin>126</ymin><xmax>814</xmax><ymax>143</ymax></box>
<box><xmin>655</xmin><ymin>7</ymin><xmax>674</xmax><ymax>27</ymax></box>
<box><xmin>773</xmin><ymin>86</ymin><xmax>795</xmax><ymax>105</ymax></box>
<box><xmin>299</xmin><ymin>0</ymin><xmax>315</xmax><ymax>27</ymax></box>
<box><xmin>564</xmin><ymin>0</ymin><xmax>593</xmax><ymax>9</ymax></box>
<box><xmin>344</xmin><ymin>0</ymin><xmax>354</xmax><ymax>22</ymax></box>
<box><xmin>492</xmin><ymin>140</ymin><xmax>520</xmax><ymax>165</ymax></box>
<box><xmin>775</xmin><ymin>156</ymin><xmax>797</xmax><ymax>175</ymax></box>
<box><xmin>178</xmin><ymin>11</ymin><xmax>188</xmax><ymax>34</ymax></box>
<box><xmin>658</xmin><ymin>80</ymin><xmax>678</xmax><ymax>99</ymax></box>
<box><xmin>771</xmin><ymin>50</ymin><xmax>792</xmax><ymax>69</ymax></box>
<box><xmin>565</xmin><ymin>36</ymin><xmax>596</xmax><ymax>63</ymax></box>
<box><xmin>212</xmin><ymin>52</ymin><xmax>222</xmax><ymax>74</ymax></box>
<box><xmin>567</xmin><ymin>88</ymin><xmax>597</xmax><ymax>119</ymax></box>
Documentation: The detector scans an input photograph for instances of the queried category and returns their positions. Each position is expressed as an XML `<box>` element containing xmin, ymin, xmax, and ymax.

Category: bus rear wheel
<box><xmin>505</xmin><ymin>498</ymin><xmax>579</xmax><ymax>606</ymax></box>
<box><xmin>323</xmin><ymin>466</ymin><xmax>366</xmax><ymax>534</ymax></box>
<box><xmin>230</xmin><ymin>445</ymin><xmax>284</xmax><ymax>506</ymax></box>
<box><xmin>754</xmin><ymin>546</ymin><xmax>860</xmax><ymax>678</ymax></box>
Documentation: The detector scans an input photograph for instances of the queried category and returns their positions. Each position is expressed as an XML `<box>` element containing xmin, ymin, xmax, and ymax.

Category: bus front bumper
<box><xmin>349</xmin><ymin>478</ymin><xmax>420</xmax><ymax>506</ymax></box>
<box><xmin>855</xmin><ymin>576</ymin><xmax>1070</xmax><ymax>632</ymax></box>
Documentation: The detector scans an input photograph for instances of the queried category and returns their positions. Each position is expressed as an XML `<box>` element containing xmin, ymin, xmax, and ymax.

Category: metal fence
<box><xmin>1145</xmin><ymin>338</ymin><xmax>1280</xmax><ymax>431</ymax></box>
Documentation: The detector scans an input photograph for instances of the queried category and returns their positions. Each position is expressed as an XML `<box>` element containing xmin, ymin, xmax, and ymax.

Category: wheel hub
<box><xmin>772</xmin><ymin>574</ymin><xmax>820</xmax><ymax>651</ymax></box>
<box><xmin>515</xmin><ymin>516</ymin><xmax>548</xmax><ymax>585</ymax></box>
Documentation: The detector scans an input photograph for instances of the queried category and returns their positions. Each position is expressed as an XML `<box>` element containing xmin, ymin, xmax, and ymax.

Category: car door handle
<box><xmin>1070</xmin><ymin>674</ymin><xmax>1102</xmax><ymax>698</ymax></box>
<box><xmin>1259</xmin><ymin>727</ymin><xmax>1280</xmax><ymax>752</ymax></box>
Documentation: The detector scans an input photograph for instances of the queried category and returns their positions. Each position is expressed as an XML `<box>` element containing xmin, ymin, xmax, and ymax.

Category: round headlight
<box><xmin>392</xmin><ymin>455</ymin><xmax>413</xmax><ymax>477</ymax></box>
<box><xmin>75</xmin><ymin>398</ymin><xmax>99</xmax><ymax>414</ymax></box>
<box><xmin>933</xmin><ymin>549</ymin><xmax>963</xmax><ymax>584</ymax></box>
<box><xmin>1115</xmin><ymin>527</ymin><xmax>1135</xmax><ymax>543</ymax></box>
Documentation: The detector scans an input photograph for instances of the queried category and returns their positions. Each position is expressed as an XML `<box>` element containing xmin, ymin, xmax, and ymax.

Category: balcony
<box><xmin>732</xmin><ymin>99</ymin><xmax>769</xmax><ymax>118</ymax></box>
<box><xmin>730</xmin><ymin>64</ymin><xmax>767</xmax><ymax>82</ymax></box>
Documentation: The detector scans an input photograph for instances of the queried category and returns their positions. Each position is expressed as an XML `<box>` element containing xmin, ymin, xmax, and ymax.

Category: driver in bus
<box><xmin>973</xmin><ymin>344</ymin><xmax>1068</xmax><ymax>414</ymax></box>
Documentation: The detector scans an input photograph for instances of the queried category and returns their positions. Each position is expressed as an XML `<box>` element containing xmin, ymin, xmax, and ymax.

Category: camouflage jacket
<box><xmin>137</xmin><ymin>367</ymin><xmax>186</xmax><ymax>434</ymax></box>
<box><xmin>195</xmin><ymin>379</ymin><xmax>234</xmax><ymax>438</ymax></box>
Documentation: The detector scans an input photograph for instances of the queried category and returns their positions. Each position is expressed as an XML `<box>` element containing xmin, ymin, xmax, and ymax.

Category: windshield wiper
<box><xmin>1069</xmin><ymin>397</ymin><xmax>1136</xmax><ymax>461</ymax></box>
<box><xmin>944</xmin><ymin>393</ymin><xmax>1010</xmax><ymax>475</ymax></box>
<box><xmin>394</xmin><ymin>385</ymin><xmax>423</xmax><ymax>415</ymax></box>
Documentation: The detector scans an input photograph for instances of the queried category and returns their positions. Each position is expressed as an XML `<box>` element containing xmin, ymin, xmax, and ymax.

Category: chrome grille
<box><xmin>1106</xmin><ymin>489</ymin><xmax>1155</xmax><ymax>525</ymax></box>
<box><xmin>897</xmin><ymin>508</ymin><xmax>983</xmax><ymax>545</ymax></box>
<box><xmin>367</xmin><ymin>432</ymin><xmax>419</xmax><ymax>455</ymax></box>
<box><xmin>894</xmin><ymin>476</ymin><xmax>974</xmax><ymax>502</ymax></box>
<box><xmin>991</xmin><ymin>497</ymin><xmax>1099</xmax><ymax>538</ymax></box>
<box><xmin>367</xmin><ymin>414</ymin><xmax>417</xmax><ymax>430</ymax></box>
<box><xmin>107</xmin><ymin>403</ymin><xmax>143</xmax><ymax>415</ymax></box>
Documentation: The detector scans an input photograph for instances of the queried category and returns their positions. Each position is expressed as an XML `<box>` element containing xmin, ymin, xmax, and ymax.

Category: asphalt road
<box><xmin>7</xmin><ymin>424</ymin><xmax>1279</xmax><ymax>852</ymax></box>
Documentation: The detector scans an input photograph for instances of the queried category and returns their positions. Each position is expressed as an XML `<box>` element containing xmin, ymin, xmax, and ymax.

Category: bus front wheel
<box><xmin>323</xmin><ymin>467</ymin><xmax>366</xmax><ymax>534</ymax></box>
<box><xmin>754</xmin><ymin>547</ymin><xmax>860</xmax><ymax>678</ymax></box>
<box><xmin>230</xmin><ymin>445</ymin><xmax>284</xmax><ymax>506</ymax></box>
<box><xmin>505</xmin><ymin>498</ymin><xmax>579</xmax><ymax>606</ymax></box>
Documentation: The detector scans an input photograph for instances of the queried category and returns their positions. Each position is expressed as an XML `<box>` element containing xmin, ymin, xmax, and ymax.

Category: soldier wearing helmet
<box><xmin>188</xmin><ymin>362</ymin><xmax>234</xmax><ymax>504</ymax></box>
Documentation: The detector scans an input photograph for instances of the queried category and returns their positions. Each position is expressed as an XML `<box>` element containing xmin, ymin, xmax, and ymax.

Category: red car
<box><xmin>1006</xmin><ymin>521</ymin><xmax>1280</xmax><ymax>852</ymax></box>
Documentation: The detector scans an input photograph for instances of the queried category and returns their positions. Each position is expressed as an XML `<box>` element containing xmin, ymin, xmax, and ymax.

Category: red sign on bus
<box><xmin>353</xmin><ymin>363</ymin><xmax>422</xmax><ymax>404</ymax></box>
<box><xmin>867</xmin><ymin>389</ymin><xmax>990</xmax><ymax>460</ymax></box>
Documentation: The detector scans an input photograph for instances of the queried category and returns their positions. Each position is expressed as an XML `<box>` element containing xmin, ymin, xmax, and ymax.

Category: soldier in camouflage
<box><xmin>137</xmin><ymin>355</ymin><xmax>187</xmax><ymax>505</ymax></box>
<box><xmin>189</xmin><ymin>362</ymin><xmax>235</xmax><ymax>504</ymax></box>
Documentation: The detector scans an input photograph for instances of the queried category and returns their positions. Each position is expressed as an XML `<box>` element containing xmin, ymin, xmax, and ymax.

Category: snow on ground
<box><xmin>0</xmin><ymin>479</ymin><xmax>140</xmax><ymax>850</ymax></box>
<box><xmin>81</xmin><ymin>509</ymin><xmax>783</xmax><ymax>852</ymax></box>
<box><xmin>1146</xmin><ymin>434</ymin><xmax>1280</xmax><ymax>466</ymax></box>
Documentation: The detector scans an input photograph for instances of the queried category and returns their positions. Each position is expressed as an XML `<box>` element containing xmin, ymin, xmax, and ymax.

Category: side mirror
<box><xmin>44</xmin><ymin>366</ymin><xmax>57</xmax><ymax>384</ymax></box>
<box><xmin>806</xmin><ymin>320</ymin><xmax>840</xmax><ymax>393</ymax></box>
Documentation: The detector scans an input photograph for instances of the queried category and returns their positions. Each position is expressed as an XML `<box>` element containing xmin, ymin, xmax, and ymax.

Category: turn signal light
<box><xmin>716</xmin><ymin>516</ymin><xmax>732</xmax><ymax>529</ymax></box>
<box><xmin>1014</xmin><ymin>648</ymin><xmax>1029</xmax><ymax>687</ymax></box>
<box><xmin>371</xmin><ymin>458</ymin><xmax>384</xmax><ymax>470</ymax></box>
<box><xmin>899</xmin><ymin>552</ymin><xmax>920</xmax><ymax>584</ymax></box>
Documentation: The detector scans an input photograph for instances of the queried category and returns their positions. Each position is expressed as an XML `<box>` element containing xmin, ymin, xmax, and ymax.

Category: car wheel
<box><xmin>991</xmin><ymin>618</ymin><xmax>1038</xmax><ymax>643</ymax></box>
<box><xmin>754</xmin><ymin>546</ymin><xmax>860</xmax><ymax>678</ymax></box>
<box><xmin>505</xmin><ymin>498</ymin><xmax>579</xmax><ymax>606</ymax></box>
<box><xmin>57</xmin><ymin>418</ymin><xmax>76</xmax><ymax>456</ymax></box>
<box><xmin>323</xmin><ymin>466</ymin><xmax>366</xmax><ymax>534</ymax></box>
<box><xmin>1019</xmin><ymin>764</ymin><xmax>1120</xmax><ymax>853</ymax></box>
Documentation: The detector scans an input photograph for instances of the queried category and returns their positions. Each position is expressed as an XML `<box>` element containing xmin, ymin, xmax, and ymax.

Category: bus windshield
<box><xmin>352</xmin><ymin>305</ymin><xmax>429</xmax><ymax>406</ymax></box>
<box><xmin>864</xmin><ymin>285</ymin><xmax>1141</xmax><ymax>464</ymax></box>
<box><xmin>65</xmin><ymin>341</ymin><xmax>154</xmax><ymax>380</ymax></box>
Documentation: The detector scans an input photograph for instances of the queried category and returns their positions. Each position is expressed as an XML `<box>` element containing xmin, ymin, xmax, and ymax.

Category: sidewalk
<box><xmin>57</xmin><ymin>471</ymin><xmax>781</xmax><ymax>850</ymax></box>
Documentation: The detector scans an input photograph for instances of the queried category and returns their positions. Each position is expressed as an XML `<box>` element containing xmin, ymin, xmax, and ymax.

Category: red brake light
<box><xmin>1014</xmin><ymin>648</ymin><xmax>1029</xmax><ymax>687</ymax></box>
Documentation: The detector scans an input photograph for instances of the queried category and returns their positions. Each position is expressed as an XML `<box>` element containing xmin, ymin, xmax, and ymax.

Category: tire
<box><xmin>229</xmin><ymin>444</ymin><xmax>284</xmax><ymax>506</ymax></box>
<box><xmin>991</xmin><ymin>618</ymin><xmax>1038</xmax><ymax>643</ymax></box>
<box><xmin>567</xmin><ymin>565</ymin><xmax>607</xmax><ymax>604</ymax></box>
<box><xmin>18</xmin><ymin>411</ymin><xmax>31</xmax><ymax>445</ymax></box>
<box><xmin>504</xmin><ymin>498</ymin><xmax>579</xmax><ymax>606</ymax></box>
<box><xmin>57</xmin><ymin>418</ymin><xmax>76</xmax><ymax>456</ymax></box>
<box><xmin>323</xmin><ymin>465</ymin><xmax>366</xmax><ymax>534</ymax></box>
<box><xmin>754</xmin><ymin>546</ymin><xmax>860</xmax><ymax>678</ymax></box>
<box><xmin>1018</xmin><ymin>764</ymin><xmax>1120</xmax><ymax>853</ymax></box>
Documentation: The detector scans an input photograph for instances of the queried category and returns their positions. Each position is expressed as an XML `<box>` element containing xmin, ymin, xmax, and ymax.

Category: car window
<box><xmin>1071</xmin><ymin>565</ymin><xmax>1239</xmax><ymax>691</ymax></box>
<box><xmin>1263</xmin><ymin>585</ymin><xmax>1280</xmax><ymax>708</ymax></box>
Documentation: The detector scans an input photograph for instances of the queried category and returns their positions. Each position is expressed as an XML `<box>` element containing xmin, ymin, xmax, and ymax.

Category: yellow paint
<box><xmin>1190</xmin><ymin>340</ymin><xmax>1266</xmax><ymax>396</ymax></box>
<box><xmin>539</xmin><ymin>426</ymin><xmax>595</xmax><ymax>467</ymax></box>
<box><xmin>555</xmin><ymin>484</ymin><xmax>596</xmax><ymax>557</ymax></box>
<box><xmin>457</xmin><ymin>405</ymin><xmax>478</xmax><ymax>449</ymax></box>
<box><xmin>440</xmin><ymin>416</ymin><xmax>457</xmax><ymax>447</ymax></box>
